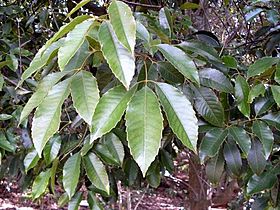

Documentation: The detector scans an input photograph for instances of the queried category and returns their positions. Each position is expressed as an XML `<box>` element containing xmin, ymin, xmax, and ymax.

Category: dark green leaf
<box><xmin>248</xmin><ymin>83</ymin><xmax>265</xmax><ymax>103</ymax></box>
<box><xmin>222</xmin><ymin>55</ymin><xmax>237</xmax><ymax>69</ymax></box>
<box><xmin>157</xmin><ymin>61</ymin><xmax>184</xmax><ymax>84</ymax></box>
<box><xmin>247</xmin><ymin>172</ymin><xmax>277</xmax><ymax>195</ymax></box>
<box><xmin>223</xmin><ymin>142</ymin><xmax>242</xmax><ymax>176</ymax></box>
<box><xmin>228</xmin><ymin>126</ymin><xmax>251</xmax><ymax>156</ymax></box>
<box><xmin>205</xmin><ymin>152</ymin><xmax>224</xmax><ymax>184</ymax></box>
<box><xmin>235</xmin><ymin>75</ymin><xmax>250</xmax><ymax>118</ymax></box>
<box><xmin>261</xmin><ymin>112</ymin><xmax>280</xmax><ymax>130</ymax></box>
<box><xmin>88</xmin><ymin>191</ymin><xmax>104</xmax><ymax>210</ymax></box>
<box><xmin>271</xmin><ymin>85</ymin><xmax>280</xmax><ymax>107</ymax></box>
<box><xmin>247</xmin><ymin>57</ymin><xmax>279</xmax><ymax>78</ymax></box>
<box><xmin>248</xmin><ymin>139</ymin><xmax>266</xmax><ymax>175</ymax></box>
<box><xmin>254</xmin><ymin>94</ymin><xmax>274</xmax><ymax>116</ymax></box>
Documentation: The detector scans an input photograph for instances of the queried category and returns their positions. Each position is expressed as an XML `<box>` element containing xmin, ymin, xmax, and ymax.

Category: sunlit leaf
<box><xmin>32</xmin><ymin>169</ymin><xmax>51</xmax><ymax>199</ymax></box>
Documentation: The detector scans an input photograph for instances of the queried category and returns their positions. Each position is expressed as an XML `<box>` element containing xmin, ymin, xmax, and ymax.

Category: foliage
<box><xmin>1</xmin><ymin>0</ymin><xmax>280</xmax><ymax>209</ymax></box>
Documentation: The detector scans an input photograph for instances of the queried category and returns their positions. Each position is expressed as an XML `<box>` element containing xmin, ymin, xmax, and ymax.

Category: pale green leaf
<box><xmin>156</xmin><ymin>83</ymin><xmax>197</xmax><ymax>152</ymax></box>
<box><xmin>58</xmin><ymin>19</ymin><xmax>95</xmax><ymax>71</ymax></box>
<box><xmin>67</xmin><ymin>0</ymin><xmax>91</xmax><ymax>18</ymax></box>
<box><xmin>83</xmin><ymin>152</ymin><xmax>110</xmax><ymax>194</ymax></box>
<box><xmin>275</xmin><ymin>63</ymin><xmax>280</xmax><ymax>84</ymax></box>
<box><xmin>0</xmin><ymin>114</ymin><xmax>13</xmax><ymax>121</ymax></box>
<box><xmin>32</xmin><ymin>78</ymin><xmax>71</xmax><ymax>156</ymax></box>
<box><xmin>71</xmin><ymin>70</ymin><xmax>99</xmax><ymax>125</ymax></box>
<box><xmin>126</xmin><ymin>86</ymin><xmax>163</xmax><ymax>175</ymax></box>
<box><xmin>157</xmin><ymin>44</ymin><xmax>199</xmax><ymax>84</ymax></box>
<box><xmin>228</xmin><ymin>126</ymin><xmax>251</xmax><ymax>156</ymax></box>
<box><xmin>252</xmin><ymin>120</ymin><xmax>274</xmax><ymax>159</ymax></box>
<box><xmin>271</xmin><ymin>85</ymin><xmax>280</xmax><ymax>106</ymax></box>
<box><xmin>63</xmin><ymin>152</ymin><xmax>81</xmax><ymax>199</ymax></box>
<box><xmin>108</xmin><ymin>0</ymin><xmax>136</xmax><ymax>52</ymax></box>
<box><xmin>43</xmin><ymin>135</ymin><xmax>62</xmax><ymax>165</ymax></box>
<box><xmin>32</xmin><ymin>169</ymin><xmax>51</xmax><ymax>199</ymax></box>
<box><xmin>68</xmin><ymin>192</ymin><xmax>82</xmax><ymax>210</ymax></box>
<box><xmin>0</xmin><ymin>73</ymin><xmax>4</xmax><ymax>91</ymax></box>
<box><xmin>90</xmin><ymin>85</ymin><xmax>136</xmax><ymax>142</ymax></box>
<box><xmin>247</xmin><ymin>57</ymin><xmax>279</xmax><ymax>78</ymax></box>
<box><xmin>19</xmin><ymin>71</ymin><xmax>69</xmax><ymax>125</ymax></box>
<box><xmin>159</xmin><ymin>7</ymin><xmax>173</xmax><ymax>37</ymax></box>
<box><xmin>136</xmin><ymin>21</ymin><xmax>150</xmax><ymax>43</ymax></box>
<box><xmin>199</xmin><ymin>128</ymin><xmax>227</xmax><ymax>162</ymax></box>
<box><xmin>24</xmin><ymin>149</ymin><xmax>39</xmax><ymax>172</ymax></box>
<box><xmin>180</xmin><ymin>2</ymin><xmax>200</xmax><ymax>10</ymax></box>
<box><xmin>98</xmin><ymin>21</ymin><xmax>135</xmax><ymax>89</ymax></box>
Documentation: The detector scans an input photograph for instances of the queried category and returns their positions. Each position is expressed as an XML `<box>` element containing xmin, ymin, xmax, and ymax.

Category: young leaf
<box><xmin>58</xmin><ymin>19</ymin><xmax>95</xmax><ymax>71</ymax></box>
<box><xmin>271</xmin><ymin>85</ymin><xmax>280</xmax><ymax>106</ymax></box>
<box><xmin>247</xmin><ymin>139</ymin><xmax>266</xmax><ymax>175</ymax></box>
<box><xmin>223</xmin><ymin>142</ymin><xmax>242</xmax><ymax>176</ymax></box>
<box><xmin>19</xmin><ymin>71</ymin><xmax>69</xmax><ymax>125</ymax></box>
<box><xmin>126</xmin><ymin>86</ymin><xmax>163</xmax><ymax>175</ymax></box>
<box><xmin>247</xmin><ymin>57</ymin><xmax>279</xmax><ymax>78</ymax></box>
<box><xmin>252</xmin><ymin>120</ymin><xmax>274</xmax><ymax>159</ymax></box>
<box><xmin>71</xmin><ymin>70</ymin><xmax>99</xmax><ymax>126</ymax></box>
<box><xmin>32</xmin><ymin>169</ymin><xmax>51</xmax><ymax>199</ymax></box>
<box><xmin>205</xmin><ymin>152</ymin><xmax>224</xmax><ymax>184</ymax></box>
<box><xmin>199</xmin><ymin>128</ymin><xmax>227</xmax><ymax>162</ymax></box>
<box><xmin>68</xmin><ymin>192</ymin><xmax>82</xmax><ymax>210</ymax></box>
<box><xmin>228</xmin><ymin>126</ymin><xmax>251</xmax><ymax>156</ymax></box>
<box><xmin>199</xmin><ymin>68</ymin><xmax>233</xmax><ymax>93</ymax></box>
<box><xmin>235</xmin><ymin>75</ymin><xmax>250</xmax><ymax>118</ymax></box>
<box><xmin>63</xmin><ymin>152</ymin><xmax>81</xmax><ymax>199</ymax></box>
<box><xmin>157</xmin><ymin>44</ymin><xmax>199</xmax><ymax>85</ymax></box>
<box><xmin>98</xmin><ymin>21</ymin><xmax>135</xmax><ymax>89</ymax></box>
<box><xmin>83</xmin><ymin>152</ymin><xmax>110</xmax><ymax>194</ymax></box>
<box><xmin>193</xmin><ymin>87</ymin><xmax>225</xmax><ymax>127</ymax></box>
<box><xmin>32</xmin><ymin>79</ymin><xmax>71</xmax><ymax>156</ymax></box>
<box><xmin>156</xmin><ymin>83</ymin><xmax>198</xmax><ymax>152</ymax></box>
<box><xmin>90</xmin><ymin>85</ymin><xmax>136</xmax><ymax>142</ymax></box>
<box><xmin>108</xmin><ymin>0</ymin><xmax>136</xmax><ymax>53</ymax></box>
<box><xmin>24</xmin><ymin>149</ymin><xmax>39</xmax><ymax>172</ymax></box>
<box><xmin>247</xmin><ymin>172</ymin><xmax>277</xmax><ymax>195</ymax></box>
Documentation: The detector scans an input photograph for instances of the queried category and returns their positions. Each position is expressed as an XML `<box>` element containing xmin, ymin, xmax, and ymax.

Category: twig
<box><xmin>17</xmin><ymin>18</ymin><xmax>22</xmax><ymax>76</ymax></box>
<box><xmin>121</xmin><ymin>0</ymin><xmax>161</xmax><ymax>9</ymax></box>
<box><xmin>134</xmin><ymin>184</ymin><xmax>149</xmax><ymax>210</ymax></box>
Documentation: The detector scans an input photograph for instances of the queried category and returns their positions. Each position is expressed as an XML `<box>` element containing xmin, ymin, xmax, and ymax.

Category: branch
<box><xmin>121</xmin><ymin>0</ymin><xmax>162</xmax><ymax>10</ymax></box>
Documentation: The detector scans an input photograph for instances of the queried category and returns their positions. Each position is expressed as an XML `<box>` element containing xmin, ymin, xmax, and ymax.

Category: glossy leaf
<box><xmin>247</xmin><ymin>172</ymin><xmax>277</xmax><ymax>195</ymax></box>
<box><xmin>247</xmin><ymin>57</ymin><xmax>279</xmax><ymax>78</ymax></box>
<box><xmin>159</xmin><ymin>7</ymin><xmax>173</xmax><ymax>37</ymax></box>
<box><xmin>271</xmin><ymin>85</ymin><xmax>280</xmax><ymax>106</ymax></box>
<box><xmin>254</xmin><ymin>94</ymin><xmax>274</xmax><ymax>116</ymax></box>
<box><xmin>193</xmin><ymin>87</ymin><xmax>224</xmax><ymax>127</ymax></box>
<box><xmin>200</xmin><ymin>128</ymin><xmax>227</xmax><ymax>162</ymax></box>
<box><xmin>63</xmin><ymin>152</ymin><xmax>81</xmax><ymax>199</ymax></box>
<box><xmin>199</xmin><ymin>68</ymin><xmax>233</xmax><ymax>93</ymax></box>
<box><xmin>32</xmin><ymin>169</ymin><xmax>51</xmax><ymax>199</ymax></box>
<box><xmin>248</xmin><ymin>139</ymin><xmax>266</xmax><ymax>175</ymax></box>
<box><xmin>24</xmin><ymin>149</ymin><xmax>39</xmax><ymax>172</ymax></box>
<box><xmin>98</xmin><ymin>21</ymin><xmax>135</xmax><ymax>89</ymax></box>
<box><xmin>108</xmin><ymin>0</ymin><xmax>136</xmax><ymax>52</ymax></box>
<box><xmin>252</xmin><ymin>121</ymin><xmax>274</xmax><ymax>159</ymax></box>
<box><xmin>248</xmin><ymin>83</ymin><xmax>265</xmax><ymax>103</ymax></box>
<box><xmin>228</xmin><ymin>126</ymin><xmax>251</xmax><ymax>156</ymax></box>
<box><xmin>32</xmin><ymin>79</ymin><xmax>71</xmax><ymax>156</ymax></box>
<box><xmin>261</xmin><ymin>112</ymin><xmax>280</xmax><ymax>130</ymax></box>
<box><xmin>83</xmin><ymin>152</ymin><xmax>110</xmax><ymax>194</ymax></box>
<box><xmin>136</xmin><ymin>21</ymin><xmax>150</xmax><ymax>43</ymax></box>
<box><xmin>235</xmin><ymin>75</ymin><xmax>250</xmax><ymax>118</ymax></box>
<box><xmin>157</xmin><ymin>44</ymin><xmax>199</xmax><ymax>84</ymax></box>
<box><xmin>90</xmin><ymin>85</ymin><xmax>136</xmax><ymax>142</ymax></box>
<box><xmin>223</xmin><ymin>142</ymin><xmax>242</xmax><ymax>176</ymax></box>
<box><xmin>19</xmin><ymin>71</ymin><xmax>68</xmax><ymax>125</ymax></box>
<box><xmin>126</xmin><ymin>86</ymin><xmax>163</xmax><ymax>175</ymax></box>
<box><xmin>43</xmin><ymin>135</ymin><xmax>62</xmax><ymax>165</ymax></box>
<box><xmin>205</xmin><ymin>152</ymin><xmax>224</xmax><ymax>184</ymax></box>
<box><xmin>156</xmin><ymin>83</ymin><xmax>198</xmax><ymax>151</ymax></box>
<box><xmin>68</xmin><ymin>192</ymin><xmax>82</xmax><ymax>210</ymax></box>
<box><xmin>71</xmin><ymin>70</ymin><xmax>99</xmax><ymax>125</ymax></box>
<box><xmin>58</xmin><ymin>19</ymin><xmax>94</xmax><ymax>71</ymax></box>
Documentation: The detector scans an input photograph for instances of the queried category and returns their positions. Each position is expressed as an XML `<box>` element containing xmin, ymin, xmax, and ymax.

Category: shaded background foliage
<box><xmin>0</xmin><ymin>0</ymin><xmax>280</xmax><ymax>209</ymax></box>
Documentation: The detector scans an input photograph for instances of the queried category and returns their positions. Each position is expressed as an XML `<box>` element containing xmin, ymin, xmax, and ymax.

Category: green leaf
<box><xmin>247</xmin><ymin>172</ymin><xmax>277</xmax><ymax>195</ymax></box>
<box><xmin>68</xmin><ymin>192</ymin><xmax>82</xmax><ymax>210</ymax></box>
<box><xmin>235</xmin><ymin>75</ymin><xmax>250</xmax><ymax>118</ymax></box>
<box><xmin>223</xmin><ymin>142</ymin><xmax>242</xmax><ymax>176</ymax></box>
<box><xmin>193</xmin><ymin>87</ymin><xmax>225</xmax><ymax>127</ymax></box>
<box><xmin>199</xmin><ymin>128</ymin><xmax>227</xmax><ymax>162</ymax></box>
<box><xmin>83</xmin><ymin>152</ymin><xmax>110</xmax><ymax>194</ymax></box>
<box><xmin>126</xmin><ymin>86</ymin><xmax>163</xmax><ymax>175</ymax></box>
<box><xmin>136</xmin><ymin>21</ymin><xmax>150</xmax><ymax>43</ymax></box>
<box><xmin>252</xmin><ymin>121</ymin><xmax>273</xmax><ymax>159</ymax></box>
<box><xmin>159</xmin><ymin>7</ymin><xmax>173</xmax><ymax>37</ymax></box>
<box><xmin>24</xmin><ymin>149</ymin><xmax>39</xmax><ymax>172</ymax></box>
<box><xmin>71</xmin><ymin>71</ymin><xmax>99</xmax><ymax>126</ymax></box>
<box><xmin>254</xmin><ymin>94</ymin><xmax>274</xmax><ymax>116</ymax></box>
<box><xmin>157</xmin><ymin>44</ymin><xmax>199</xmax><ymax>85</ymax></box>
<box><xmin>90</xmin><ymin>85</ymin><xmax>136</xmax><ymax>142</ymax></box>
<box><xmin>6</xmin><ymin>54</ymin><xmax>18</xmax><ymax>72</ymax></box>
<box><xmin>123</xmin><ymin>158</ymin><xmax>140</xmax><ymax>186</ymax></box>
<box><xmin>248</xmin><ymin>83</ymin><xmax>265</xmax><ymax>103</ymax></box>
<box><xmin>261</xmin><ymin>112</ymin><xmax>280</xmax><ymax>130</ymax></box>
<box><xmin>248</xmin><ymin>139</ymin><xmax>266</xmax><ymax>175</ymax></box>
<box><xmin>180</xmin><ymin>2</ymin><xmax>200</xmax><ymax>10</ymax></box>
<box><xmin>108</xmin><ymin>0</ymin><xmax>136</xmax><ymax>53</ymax></box>
<box><xmin>156</xmin><ymin>83</ymin><xmax>198</xmax><ymax>152</ymax></box>
<box><xmin>0</xmin><ymin>114</ymin><xmax>13</xmax><ymax>121</ymax></box>
<box><xmin>32</xmin><ymin>79</ymin><xmax>71</xmax><ymax>156</ymax></box>
<box><xmin>157</xmin><ymin>61</ymin><xmax>184</xmax><ymax>84</ymax></box>
<box><xmin>222</xmin><ymin>55</ymin><xmax>238</xmax><ymax>69</ymax></box>
<box><xmin>205</xmin><ymin>152</ymin><xmax>224</xmax><ymax>184</ymax></box>
<box><xmin>19</xmin><ymin>39</ymin><xmax>64</xmax><ymax>85</ymax></box>
<box><xmin>32</xmin><ymin>169</ymin><xmax>51</xmax><ymax>199</ymax></box>
<box><xmin>58</xmin><ymin>19</ymin><xmax>94</xmax><ymax>71</ymax></box>
<box><xmin>0</xmin><ymin>132</ymin><xmax>15</xmax><ymax>152</ymax></box>
<box><xmin>43</xmin><ymin>135</ymin><xmax>62</xmax><ymax>165</ymax></box>
<box><xmin>245</xmin><ymin>8</ymin><xmax>263</xmax><ymax>22</ymax></box>
<box><xmin>94</xmin><ymin>132</ymin><xmax>124</xmax><ymax>166</ymax></box>
<box><xmin>0</xmin><ymin>73</ymin><xmax>4</xmax><ymax>91</ymax></box>
<box><xmin>247</xmin><ymin>57</ymin><xmax>279</xmax><ymax>78</ymax></box>
<box><xmin>275</xmin><ymin>63</ymin><xmax>280</xmax><ymax>84</ymax></box>
<box><xmin>67</xmin><ymin>0</ymin><xmax>91</xmax><ymax>18</ymax></box>
<box><xmin>98</xmin><ymin>21</ymin><xmax>135</xmax><ymax>89</ymax></box>
<box><xmin>63</xmin><ymin>152</ymin><xmax>81</xmax><ymax>199</ymax></box>
<box><xmin>228</xmin><ymin>126</ymin><xmax>251</xmax><ymax>156</ymax></box>
<box><xmin>199</xmin><ymin>68</ymin><xmax>233</xmax><ymax>93</ymax></box>
<box><xmin>146</xmin><ymin>160</ymin><xmax>161</xmax><ymax>188</ymax></box>
<box><xmin>19</xmin><ymin>71</ymin><xmax>68</xmax><ymax>125</ymax></box>
<box><xmin>88</xmin><ymin>191</ymin><xmax>104</xmax><ymax>210</ymax></box>
<box><xmin>271</xmin><ymin>85</ymin><xmax>280</xmax><ymax>107</ymax></box>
